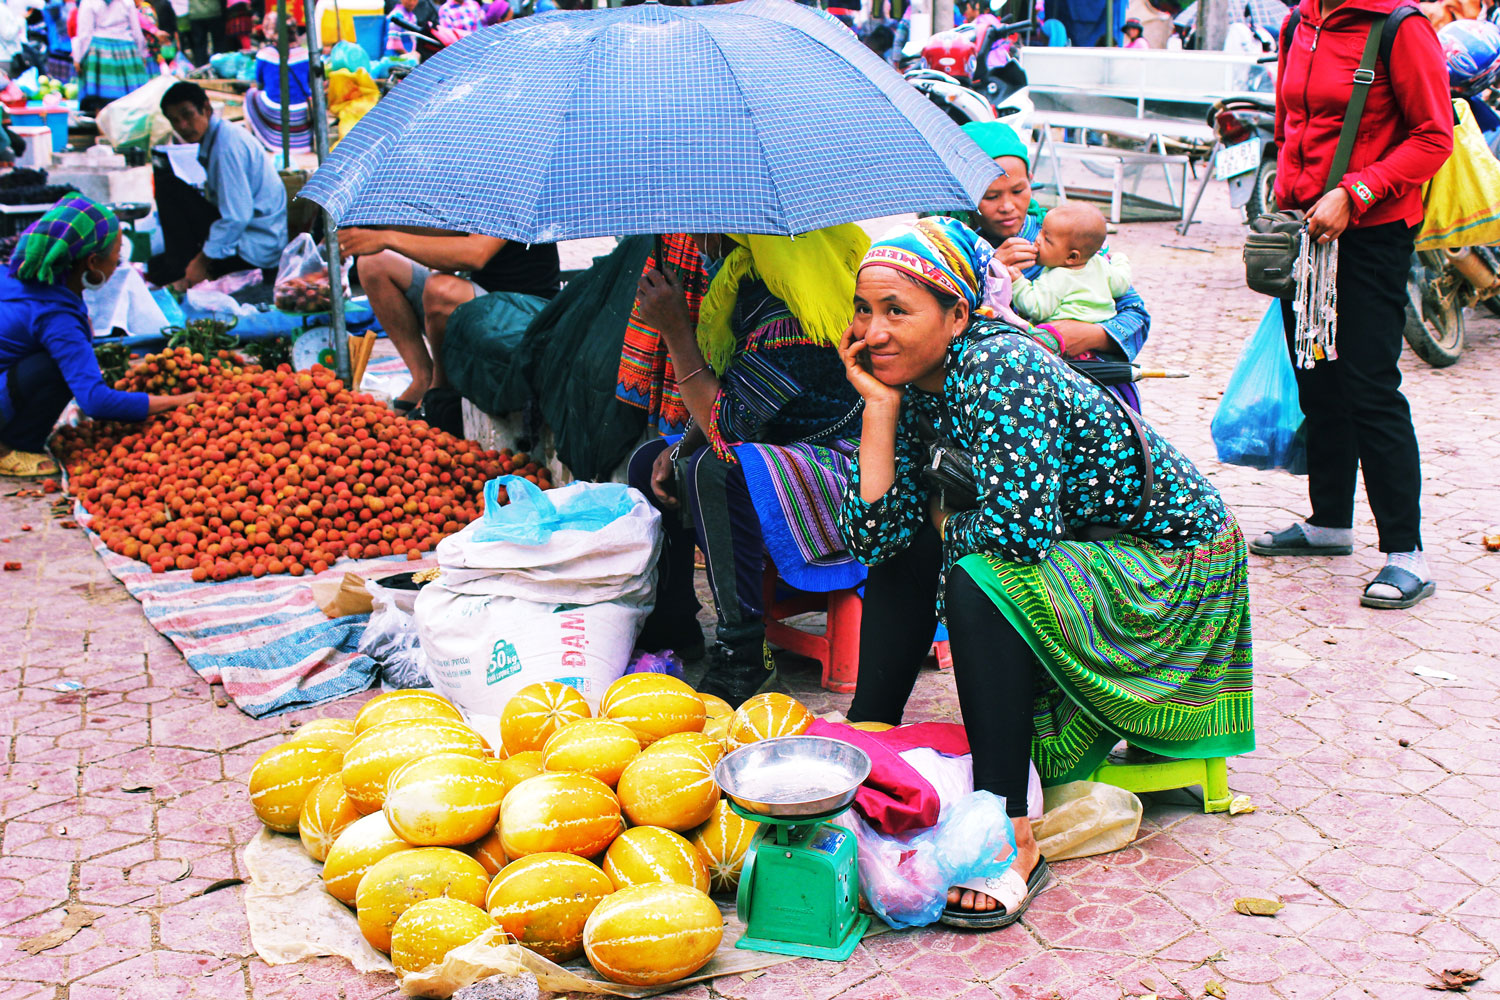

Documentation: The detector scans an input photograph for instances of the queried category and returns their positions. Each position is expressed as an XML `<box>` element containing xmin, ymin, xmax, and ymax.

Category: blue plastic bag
<box><xmin>473</xmin><ymin>475</ymin><xmax>638</xmax><ymax>547</ymax></box>
<box><xmin>1210</xmin><ymin>302</ymin><xmax>1307</xmax><ymax>474</ymax></box>
<box><xmin>850</xmin><ymin>790</ymin><xmax>1018</xmax><ymax>929</ymax></box>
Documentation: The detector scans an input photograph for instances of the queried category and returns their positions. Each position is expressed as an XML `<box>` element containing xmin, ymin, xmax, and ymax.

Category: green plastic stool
<box><xmin>1086</xmin><ymin>749</ymin><xmax>1232</xmax><ymax>813</ymax></box>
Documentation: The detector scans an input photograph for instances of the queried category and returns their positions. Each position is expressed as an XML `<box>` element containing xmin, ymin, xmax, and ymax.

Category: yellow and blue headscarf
<box><xmin>8</xmin><ymin>194</ymin><xmax>120</xmax><ymax>286</ymax></box>
<box><xmin>858</xmin><ymin>217</ymin><xmax>994</xmax><ymax>312</ymax></box>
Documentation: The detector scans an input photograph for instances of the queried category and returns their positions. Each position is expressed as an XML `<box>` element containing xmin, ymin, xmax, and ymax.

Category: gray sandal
<box><xmin>1360</xmin><ymin>565</ymin><xmax>1436</xmax><ymax>610</ymax></box>
<box><xmin>1249</xmin><ymin>524</ymin><xmax>1353</xmax><ymax>557</ymax></box>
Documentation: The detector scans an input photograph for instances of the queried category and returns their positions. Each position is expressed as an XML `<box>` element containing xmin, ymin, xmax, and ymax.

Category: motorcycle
<box><xmin>1401</xmin><ymin>19</ymin><xmax>1500</xmax><ymax>367</ymax></box>
<box><xmin>901</xmin><ymin>19</ymin><xmax>1034</xmax><ymax>128</ymax></box>
<box><xmin>1206</xmin><ymin>95</ymin><xmax>1277</xmax><ymax>224</ymax></box>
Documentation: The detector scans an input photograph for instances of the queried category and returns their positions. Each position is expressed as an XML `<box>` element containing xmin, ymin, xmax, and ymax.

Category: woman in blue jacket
<box><xmin>0</xmin><ymin>195</ymin><xmax>197</xmax><ymax>478</ymax></box>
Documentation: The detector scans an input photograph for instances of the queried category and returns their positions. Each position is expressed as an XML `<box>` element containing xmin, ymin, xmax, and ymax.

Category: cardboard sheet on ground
<box><xmin>243</xmin><ymin>831</ymin><xmax>889</xmax><ymax>998</ymax></box>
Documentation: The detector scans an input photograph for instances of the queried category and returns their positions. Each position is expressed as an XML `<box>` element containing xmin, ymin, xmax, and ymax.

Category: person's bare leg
<box><xmin>420</xmin><ymin>275</ymin><xmax>478</xmax><ymax>390</ymax></box>
<box><xmin>944</xmin><ymin>816</ymin><xmax>1040</xmax><ymax>913</ymax></box>
<box><xmin>359</xmin><ymin>250</ymin><xmax>431</xmax><ymax>405</ymax></box>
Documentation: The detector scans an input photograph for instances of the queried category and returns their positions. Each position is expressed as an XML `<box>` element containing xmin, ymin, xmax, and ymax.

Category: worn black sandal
<box><xmin>1360</xmin><ymin>566</ymin><xmax>1436</xmax><ymax>610</ymax></box>
<box><xmin>1249</xmin><ymin>524</ymin><xmax>1353</xmax><ymax>557</ymax></box>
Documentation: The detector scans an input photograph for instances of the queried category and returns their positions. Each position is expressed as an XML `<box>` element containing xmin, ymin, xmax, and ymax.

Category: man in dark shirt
<box><xmin>338</xmin><ymin>227</ymin><xmax>560</xmax><ymax>411</ymax></box>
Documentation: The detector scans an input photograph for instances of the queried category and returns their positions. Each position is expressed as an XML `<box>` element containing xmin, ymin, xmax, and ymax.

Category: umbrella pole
<box><xmin>304</xmin><ymin>0</ymin><xmax>351</xmax><ymax>382</ymax></box>
<box><xmin>278</xmin><ymin>0</ymin><xmax>290</xmax><ymax>167</ymax></box>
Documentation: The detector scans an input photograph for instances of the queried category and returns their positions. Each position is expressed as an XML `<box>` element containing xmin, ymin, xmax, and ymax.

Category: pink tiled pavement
<box><xmin>2</xmin><ymin>190</ymin><xmax>1498</xmax><ymax>1000</ymax></box>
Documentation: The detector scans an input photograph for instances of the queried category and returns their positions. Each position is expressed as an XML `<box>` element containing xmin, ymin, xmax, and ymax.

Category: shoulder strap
<box><xmin>1326</xmin><ymin>12</ymin><xmax>1389</xmax><ymax>194</ymax></box>
<box><xmin>1377</xmin><ymin>3</ymin><xmax>1420</xmax><ymax>67</ymax></box>
<box><xmin>1280</xmin><ymin>7</ymin><xmax>1300</xmax><ymax>50</ymax></box>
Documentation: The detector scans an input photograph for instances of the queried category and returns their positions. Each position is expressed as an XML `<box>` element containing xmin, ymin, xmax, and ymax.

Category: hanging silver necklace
<box><xmin>1292</xmin><ymin>229</ymin><xmax>1338</xmax><ymax>369</ymax></box>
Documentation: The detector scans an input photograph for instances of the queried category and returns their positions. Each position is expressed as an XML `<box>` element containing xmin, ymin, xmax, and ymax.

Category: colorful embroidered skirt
<box><xmin>79</xmin><ymin>38</ymin><xmax>151</xmax><ymax>104</ymax></box>
<box><xmin>958</xmin><ymin>520</ymin><xmax>1255</xmax><ymax>784</ymax></box>
<box><xmin>733</xmin><ymin>440</ymin><xmax>865</xmax><ymax>594</ymax></box>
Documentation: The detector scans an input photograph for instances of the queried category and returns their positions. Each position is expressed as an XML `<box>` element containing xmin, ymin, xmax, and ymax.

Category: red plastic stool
<box><xmin>761</xmin><ymin>563</ymin><xmax>862</xmax><ymax>693</ymax></box>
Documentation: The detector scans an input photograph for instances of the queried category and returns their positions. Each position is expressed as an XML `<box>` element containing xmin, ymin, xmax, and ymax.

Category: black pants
<box><xmin>1279</xmin><ymin>221</ymin><xmax>1422</xmax><ymax>552</ymax></box>
<box><xmin>847</xmin><ymin>525</ymin><xmax>1035</xmax><ymax>819</ymax></box>
<box><xmin>626</xmin><ymin>439</ymin><xmax>766</xmax><ymax>652</ymax></box>
<box><xmin>187</xmin><ymin>14</ymin><xmax>226</xmax><ymax>68</ymax></box>
<box><xmin>146</xmin><ymin>166</ymin><xmax>259</xmax><ymax>286</ymax></box>
<box><xmin>1</xmin><ymin>353</ymin><xmax>72</xmax><ymax>453</ymax></box>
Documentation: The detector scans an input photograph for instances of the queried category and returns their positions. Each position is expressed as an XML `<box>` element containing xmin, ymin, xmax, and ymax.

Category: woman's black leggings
<box><xmin>847</xmin><ymin>524</ymin><xmax>1036</xmax><ymax>819</ymax></box>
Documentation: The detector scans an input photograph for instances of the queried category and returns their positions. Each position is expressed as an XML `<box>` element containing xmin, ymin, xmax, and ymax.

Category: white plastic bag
<box><xmin>414</xmin><ymin>476</ymin><xmax>661</xmax><ymax>743</ymax></box>
<box><xmin>96</xmin><ymin>75</ymin><xmax>179</xmax><ymax>150</ymax></box>
<box><xmin>359</xmin><ymin>581</ymin><xmax>428</xmax><ymax>690</ymax></box>
<box><xmin>83</xmin><ymin>267</ymin><xmax>170</xmax><ymax>337</ymax></box>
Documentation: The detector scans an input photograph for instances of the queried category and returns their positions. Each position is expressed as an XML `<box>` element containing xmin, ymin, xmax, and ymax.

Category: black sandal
<box><xmin>1249</xmin><ymin>524</ymin><xmax>1353</xmax><ymax>557</ymax></box>
<box><xmin>1360</xmin><ymin>566</ymin><xmax>1436</xmax><ymax>610</ymax></box>
<box><xmin>392</xmin><ymin>399</ymin><xmax>418</xmax><ymax>414</ymax></box>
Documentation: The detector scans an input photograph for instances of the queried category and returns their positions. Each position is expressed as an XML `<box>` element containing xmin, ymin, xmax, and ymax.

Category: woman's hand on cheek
<box><xmin>839</xmin><ymin>325</ymin><xmax>904</xmax><ymax>410</ymax></box>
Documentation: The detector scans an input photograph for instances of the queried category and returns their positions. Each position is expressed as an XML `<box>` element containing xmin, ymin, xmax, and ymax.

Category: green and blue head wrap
<box><xmin>8</xmin><ymin>194</ymin><xmax>120</xmax><ymax>285</ymax></box>
<box><xmin>858</xmin><ymin>216</ymin><xmax>994</xmax><ymax>313</ymax></box>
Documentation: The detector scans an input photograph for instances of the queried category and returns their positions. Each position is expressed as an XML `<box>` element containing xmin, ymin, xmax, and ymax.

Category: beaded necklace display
<box><xmin>1291</xmin><ymin>229</ymin><xmax>1338</xmax><ymax>369</ymax></box>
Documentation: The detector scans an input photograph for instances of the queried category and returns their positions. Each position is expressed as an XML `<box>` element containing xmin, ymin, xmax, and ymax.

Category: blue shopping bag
<box><xmin>1210</xmin><ymin>302</ymin><xmax>1307</xmax><ymax>474</ymax></box>
<box><xmin>473</xmin><ymin>475</ymin><xmax>638</xmax><ymax>547</ymax></box>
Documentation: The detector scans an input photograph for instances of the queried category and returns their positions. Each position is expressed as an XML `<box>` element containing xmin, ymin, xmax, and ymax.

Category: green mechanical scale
<box><xmin>715</xmin><ymin>737</ymin><xmax>874</xmax><ymax>963</ymax></box>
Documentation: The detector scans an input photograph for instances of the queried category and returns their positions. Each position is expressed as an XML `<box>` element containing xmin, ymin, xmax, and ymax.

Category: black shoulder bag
<box><xmin>1242</xmin><ymin>8</ymin><xmax>1414</xmax><ymax>297</ymax></box>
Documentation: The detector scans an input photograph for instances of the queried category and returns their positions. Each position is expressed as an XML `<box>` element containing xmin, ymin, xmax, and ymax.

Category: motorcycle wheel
<box><xmin>1403</xmin><ymin>251</ymin><xmax>1466</xmax><ymax>368</ymax></box>
<box><xmin>1243</xmin><ymin>156</ymin><xmax>1276</xmax><ymax>224</ymax></box>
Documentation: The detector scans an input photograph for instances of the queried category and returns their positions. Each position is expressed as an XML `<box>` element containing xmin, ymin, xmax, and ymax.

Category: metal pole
<box><xmin>278</xmin><ymin>0</ymin><xmax>290</xmax><ymax>166</ymax></box>
<box><xmin>1105</xmin><ymin>0</ymin><xmax>1113</xmax><ymax>45</ymax></box>
<box><xmin>302</xmin><ymin>0</ymin><xmax>351</xmax><ymax>382</ymax></box>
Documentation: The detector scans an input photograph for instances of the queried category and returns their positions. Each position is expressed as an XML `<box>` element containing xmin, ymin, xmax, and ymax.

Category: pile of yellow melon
<box><xmin>246</xmin><ymin>679</ymin><xmax>816</xmax><ymax>986</ymax></box>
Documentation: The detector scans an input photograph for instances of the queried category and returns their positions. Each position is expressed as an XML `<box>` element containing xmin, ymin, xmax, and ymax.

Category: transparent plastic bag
<box><xmin>473</xmin><ymin>476</ymin><xmax>639</xmax><ymax>547</ymax></box>
<box><xmin>273</xmin><ymin>233</ymin><xmax>332</xmax><ymax>313</ymax></box>
<box><xmin>844</xmin><ymin>790</ymin><xmax>1016</xmax><ymax>929</ymax></box>
<box><xmin>358</xmin><ymin>581</ymin><xmax>429</xmax><ymax>689</ymax></box>
<box><xmin>1210</xmin><ymin>301</ymin><xmax>1306</xmax><ymax>473</ymax></box>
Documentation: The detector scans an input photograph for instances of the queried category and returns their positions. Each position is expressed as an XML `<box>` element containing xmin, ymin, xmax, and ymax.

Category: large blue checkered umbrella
<box><xmin>300</xmin><ymin>0</ymin><xmax>999</xmax><ymax>241</ymax></box>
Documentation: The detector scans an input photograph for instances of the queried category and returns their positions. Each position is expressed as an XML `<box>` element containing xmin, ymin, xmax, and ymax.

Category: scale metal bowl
<box><xmin>714</xmin><ymin>736</ymin><xmax>871</xmax><ymax>818</ymax></box>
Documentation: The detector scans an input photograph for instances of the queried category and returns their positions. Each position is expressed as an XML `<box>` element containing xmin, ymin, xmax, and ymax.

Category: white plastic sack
<box><xmin>83</xmin><ymin>267</ymin><xmax>170</xmax><ymax>337</ymax></box>
<box><xmin>415</xmin><ymin>476</ymin><xmax>661</xmax><ymax>743</ymax></box>
<box><xmin>96</xmin><ymin>75</ymin><xmax>180</xmax><ymax>151</ymax></box>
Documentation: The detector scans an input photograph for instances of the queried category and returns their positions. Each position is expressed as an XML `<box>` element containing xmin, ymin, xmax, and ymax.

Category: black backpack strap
<box><xmin>1325</xmin><ymin>12</ymin><xmax>1388</xmax><ymax>194</ymax></box>
<box><xmin>1377</xmin><ymin>3</ymin><xmax>1421</xmax><ymax>67</ymax></box>
<box><xmin>1280</xmin><ymin>7</ymin><xmax>1300</xmax><ymax>50</ymax></box>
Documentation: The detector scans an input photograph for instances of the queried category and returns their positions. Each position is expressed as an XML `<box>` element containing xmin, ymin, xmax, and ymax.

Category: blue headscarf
<box><xmin>857</xmin><ymin>216</ymin><xmax>994</xmax><ymax>313</ymax></box>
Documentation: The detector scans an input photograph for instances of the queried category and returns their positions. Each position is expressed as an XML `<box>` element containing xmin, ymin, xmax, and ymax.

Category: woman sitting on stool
<box><xmin>838</xmin><ymin>217</ymin><xmax>1256</xmax><ymax>929</ymax></box>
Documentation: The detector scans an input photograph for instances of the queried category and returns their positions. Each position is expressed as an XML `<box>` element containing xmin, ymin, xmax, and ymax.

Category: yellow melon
<box><xmin>703</xmin><ymin>713</ymin><xmax>731</xmax><ymax>748</ymax></box>
<box><xmin>849</xmin><ymin>720</ymin><xmax>894</xmax><ymax>733</ymax></box>
<box><xmin>465</xmin><ymin>827</ymin><xmax>506</xmax><ymax>877</ymax></box>
<box><xmin>383</xmin><ymin>753</ymin><xmax>504</xmax><ymax>846</ymax></box>
<box><xmin>289</xmin><ymin>718</ymin><xmax>358</xmax><ymax>752</ymax></box>
<box><xmin>697</xmin><ymin>692</ymin><xmax>733</xmax><ymax>719</ymax></box>
<box><xmin>643</xmin><ymin>730</ymin><xmax>725</xmax><ymax>766</ymax></box>
<box><xmin>500</xmin><ymin>682</ymin><xmax>591</xmax><ymax>757</ymax></box>
<box><xmin>599</xmin><ymin>674</ymin><xmax>706</xmax><ymax>746</ymax></box>
<box><xmin>583</xmin><ymin>883</ymin><xmax>723</xmax><ymax>986</ymax></box>
<box><xmin>540</xmin><ymin>719</ymin><xmax>641</xmax><ymax>787</ymax></box>
<box><xmin>389</xmin><ymin>897</ymin><xmax>497</xmax><ymax>977</ymax></box>
<box><xmin>248</xmin><ymin>739</ymin><xmax>344</xmax><ymax>833</ymax></box>
<box><xmin>356</xmin><ymin>846</ymin><xmax>490</xmax><ymax>953</ymax></box>
<box><xmin>726</xmin><ymin>693</ymin><xmax>813</xmax><ymax>749</ymax></box>
<box><xmin>616</xmin><ymin>745</ymin><xmax>719</xmax><ymax>832</ymax></box>
<box><xmin>602</xmin><ymin>826</ymin><xmax>709</xmax><ymax>893</ymax></box>
<box><xmin>500</xmin><ymin>772</ymin><xmax>624</xmax><ymax>860</ymax></box>
<box><xmin>491</xmin><ymin>750</ymin><xmax>544</xmax><ymax>797</ymax></box>
<box><xmin>322</xmin><ymin>812</ymin><xmax>415</xmax><ymax>905</ymax></box>
<box><xmin>299</xmin><ymin>772</ymin><xmax>362</xmax><ymax>861</ymax></box>
<box><xmin>340</xmin><ymin>718</ymin><xmax>488</xmax><ymax>814</ymax></box>
<box><xmin>354</xmin><ymin>689</ymin><xmax>465</xmax><ymax>734</ymax></box>
<box><xmin>689</xmin><ymin>799</ymin><xmax>760</xmax><ymax>893</ymax></box>
<box><xmin>485</xmin><ymin>852</ymin><xmax>614</xmax><ymax>962</ymax></box>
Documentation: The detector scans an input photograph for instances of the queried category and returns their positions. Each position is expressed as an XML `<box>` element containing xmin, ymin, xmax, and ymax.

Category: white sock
<box><xmin>1296</xmin><ymin>522</ymin><xmax>1354</xmax><ymax>546</ymax></box>
<box><xmin>1367</xmin><ymin>549</ymin><xmax>1430</xmax><ymax>601</ymax></box>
